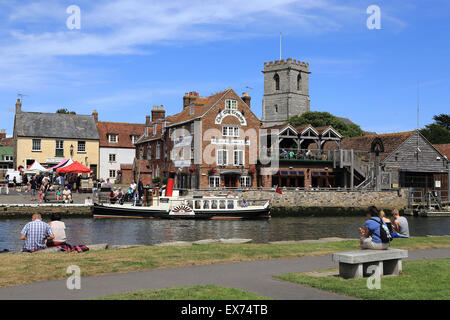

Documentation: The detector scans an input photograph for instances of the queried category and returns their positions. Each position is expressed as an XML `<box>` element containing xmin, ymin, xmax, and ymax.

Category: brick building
<box><xmin>134</xmin><ymin>89</ymin><xmax>262</xmax><ymax>189</ymax></box>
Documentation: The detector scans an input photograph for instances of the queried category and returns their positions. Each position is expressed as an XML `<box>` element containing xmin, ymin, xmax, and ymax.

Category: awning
<box><xmin>56</xmin><ymin>161</ymin><xmax>91</xmax><ymax>174</ymax></box>
<box><xmin>23</xmin><ymin>161</ymin><xmax>51</xmax><ymax>173</ymax></box>
<box><xmin>48</xmin><ymin>159</ymin><xmax>70</xmax><ymax>170</ymax></box>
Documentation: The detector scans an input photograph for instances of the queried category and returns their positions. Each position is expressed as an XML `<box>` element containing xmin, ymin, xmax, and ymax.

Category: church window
<box><xmin>297</xmin><ymin>73</ymin><xmax>302</xmax><ymax>91</ymax></box>
<box><xmin>274</xmin><ymin>73</ymin><xmax>280</xmax><ymax>90</ymax></box>
<box><xmin>274</xmin><ymin>105</ymin><xmax>278</xmax><ymax>113</ymax></box>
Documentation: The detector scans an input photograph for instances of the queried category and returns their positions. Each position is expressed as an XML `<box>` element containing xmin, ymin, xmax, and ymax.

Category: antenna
<box><xmin>245</xmin><ymin>86</ymin><xmax>253</xmax><ymax>91</ymax></box>
<box><xmin>17</xmin><ymin>93</ymin><xmax>29</xmax><ymax>102</ymax></box>
<box><xmin>416</xmin><ymin>82</ymin><xmax>420</xmax><ymax>130</ymax></box>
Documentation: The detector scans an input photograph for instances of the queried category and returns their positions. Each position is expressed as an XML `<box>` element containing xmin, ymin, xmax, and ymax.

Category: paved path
<box><xmin>1</xmin><ymin>248</ymin><xmax>449</xmax><ymax>300</ymax></box>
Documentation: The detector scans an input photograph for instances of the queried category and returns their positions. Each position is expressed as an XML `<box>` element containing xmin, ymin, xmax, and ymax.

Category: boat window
<box><xmin>219</xmin><ymin>200</ymin><xmax>226</xmax><ymax>209</ymax></box>
<box><xmin>195</xmin><ymin>201</ymin><xmax>201</xmax><ymax>209</ymax></box>
<box><xmin>203</xmin><ymin>201</ymin><xmax>210</xmax><ymax>209</ymax></box>
<box><xmin>187</xmin><ymin>200</ymin><xmax>193</xmax><ymax>209</ymax></box>
<box><xmin>211</xmin><ymin>200</ymin><xmax>218</xmax><ymax>209</ymax></box>
<box><xmin>227</xmin><ymin>200</ymin><xmax>234</xmax><ymax>209</ymax></box>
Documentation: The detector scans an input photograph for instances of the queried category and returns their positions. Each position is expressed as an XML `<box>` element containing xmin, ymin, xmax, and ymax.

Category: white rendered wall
<box><xmin>99</xmin><ymin>147</ymin><xmax>135</xmax><ymax>182</ymax></box>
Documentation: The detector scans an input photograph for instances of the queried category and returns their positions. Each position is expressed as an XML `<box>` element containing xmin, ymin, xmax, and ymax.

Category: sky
<box><xmin>0</xmin><ymin>0</ymin><xmax>449</xmax><ymax>136</ymax></box>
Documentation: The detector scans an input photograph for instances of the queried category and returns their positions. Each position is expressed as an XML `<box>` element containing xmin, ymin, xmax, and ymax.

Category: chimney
<box><xmin>151</xmin><ymin>105</ymin><xmax>166</xmax><ymax>122</ymax></box>
<box><xmin>15</xmin><ymin>99</ymin><xmax>22</xmax><ymax>114</ymax></box>
<box><xmin>145</xmin><ymin>115</ymin><xmax>151</xmax><ymax>126</ymax></box>
<box><xmin>241</xmin><ymin>93</ymin><xmax>251</xmax><ymax>107</ymax></box>
<box><xmin>183</xmin><ymin>91</ymin><xmax>199</xmax><ymax>109</ymax></box>
<box><xmin>0</xmin><ymin>129</ymin><xmax>5</xmax><ymax>139</ymax></box>
<box><xmin>92</xmin><ymin>110</ymin><xmax>98</xmax><ymax>123</ymax></box>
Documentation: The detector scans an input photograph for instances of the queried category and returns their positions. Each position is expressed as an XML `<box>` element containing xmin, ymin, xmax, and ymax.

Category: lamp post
<box><xmin>70</xmin><ymin>145</ymin><xmax>74</xmax><ymax>157</ymax></box>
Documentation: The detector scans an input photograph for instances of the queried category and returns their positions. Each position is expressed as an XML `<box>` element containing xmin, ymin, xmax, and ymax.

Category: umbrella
<box><xmin>56</xmin><ymin>161</ymin><xmax>91</xmax><ymax>174</ymax></box>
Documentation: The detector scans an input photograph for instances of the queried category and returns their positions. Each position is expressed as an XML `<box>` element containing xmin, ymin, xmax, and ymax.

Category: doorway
<box><xmin>224</xmin><ymin>174</ymin><xmax>239</xmax><ymax>188</ymax></box>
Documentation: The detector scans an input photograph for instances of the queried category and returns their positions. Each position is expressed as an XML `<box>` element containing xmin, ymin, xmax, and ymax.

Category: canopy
<box><xmin>56</xmin><ymin>161</ymin><xmax>91</xmax><ymax>174</ymax></box>
<box><xmin>48</xmin><ymin>159</ymin><xmax>70</xmax><ymax>170</ymax></box>
<box><xmin>24</xmin><ymin>161</ymin><xmax>51</xmax><ymax>173</ymax></box>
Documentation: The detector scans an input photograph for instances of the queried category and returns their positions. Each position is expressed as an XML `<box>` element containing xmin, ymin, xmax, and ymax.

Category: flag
<box><xmin>275</xmin><ymin>187</ymin><xmax>282</xmax><ymax>195</ymax></box>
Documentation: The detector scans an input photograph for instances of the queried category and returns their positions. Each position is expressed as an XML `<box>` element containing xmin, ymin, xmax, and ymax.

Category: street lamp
<box><xmin>70</xmin><ymin>144</ymin><xmax>74</xmax><ymax>157</ymax></box>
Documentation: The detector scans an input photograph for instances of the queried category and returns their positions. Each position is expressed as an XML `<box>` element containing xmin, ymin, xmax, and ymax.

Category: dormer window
<box><xmin>225</xmin><ymin>99</ymin><xmax>238</xmax><ymax>110</ymax></box>
<box><xmin>108</xmin><ymin>134</ymin><xmax>118</xmax><ymax>143</ymax></box>
<box><xmin>131</xmin><ymin>135</ymin><xmax>138</xmax><ymax>144</ymax></box>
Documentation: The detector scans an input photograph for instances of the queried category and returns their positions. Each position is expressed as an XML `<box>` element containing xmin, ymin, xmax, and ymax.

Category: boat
<box><xmin>93</xmin><ymin>174</ymin><xmax>271</xmax><ymax>220</ymax></box>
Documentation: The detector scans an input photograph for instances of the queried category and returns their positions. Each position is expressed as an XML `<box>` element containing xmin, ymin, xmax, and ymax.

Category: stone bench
<box><xmin>332</xmin><ymin>248</ymin><xmax>408</xmax><ymax>279</ymax></box>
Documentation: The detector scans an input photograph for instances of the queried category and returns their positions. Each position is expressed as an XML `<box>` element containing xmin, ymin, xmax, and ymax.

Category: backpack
<box><xmin>371</xmin><ymin>218</ymin><xmax>392</xmax><ymax>243</ymax></box>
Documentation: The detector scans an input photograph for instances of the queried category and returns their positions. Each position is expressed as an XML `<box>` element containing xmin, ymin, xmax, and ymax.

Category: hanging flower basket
<box><xmin>208</xmin><ymin>168</ymin><xmax>217</xmax><ymax>175</ymax></box>
<box><xmin>189</xmin><ymin>166</ymin><xmax>196</xmax><ymax>173</ymax></box>
<box><xmin>248</xmin><ymin>168</ymin><xmax>256</xmax><ymax>175</ymax></box>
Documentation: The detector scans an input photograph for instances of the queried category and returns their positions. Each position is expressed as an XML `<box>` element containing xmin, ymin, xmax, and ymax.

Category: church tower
<box><xmin>262</xmin><ymin>58</ymin><xmax>310</xmax><ymax>127</ymax></box>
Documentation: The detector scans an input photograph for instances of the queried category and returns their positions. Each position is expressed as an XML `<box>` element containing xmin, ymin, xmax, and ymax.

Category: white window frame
<box><xmin>240</xmin><ymin>176</ymin><xmax>251</xmax><ymax>187</ymax></box>
<box><xmin>209</xmin><ymin>176</ymin><xmax>220</xmax><ymax>188</ymax></box>
<box><xmin>190</xmin><ymin>105</ymin><xmax>194</xmax><ymax>115</ymax></box>
<box><xmin>217</xmin><ymin>149</ymin><xmax>228</xmax><ymax>166</ymax></box>
<box><xmin>156</xmin><ymin>143</ymin><xmax>160</xmax><ymax>159</ymax></box>
<box><xmin>109</xmin><ymin>153</ymin><xmax>116</xmax><ymax>162</ymax></box>
<box><xmin>3</xmin><ymin>155</ymin><xmax>13</xmax><ymax>161</ymax></box>
<box><xmin>77</xmin><ymin>141</ymin><xmax>86</xmax><ymax>153</ymax></box>
<box><xmin>233</xmin><ymin>150</ymin><xmax>244</xmax><ymax>166</ymax></box>
<box><xmin>109</xmin><ymin>170</ymin><xmax>116</xmax><ymax>178</ymax></box>
<box><xmin>222</xmin><ymin>126</ymin><xmax>239</xmax><ymax>137</ymax></box>
<box><xmin>32</xmin><ymin>139</ymin><xmax>41</xmax><ymax>152</ymax></box>
<box><xmin>225</xmin><ymin>99</ymin><xmax>238</xmax><ymax>110</ymax></box>
<box><xmin>108</xmin><ymin>134</ymin><xmax>118</xmax><ymax>143</ymax></box>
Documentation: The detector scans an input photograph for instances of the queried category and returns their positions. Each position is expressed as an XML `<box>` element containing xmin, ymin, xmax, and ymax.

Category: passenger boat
<box><xmin>93</xmin><ymin>174</ymin><xmax>271</xmax><ymax>220</ymax></box>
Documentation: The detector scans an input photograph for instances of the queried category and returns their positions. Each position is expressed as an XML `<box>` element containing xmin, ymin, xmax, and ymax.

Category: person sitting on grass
<box><xmin>20</xmin><ymin>213</ymin><xmax>54</xmax><ymax>252</ymax></box>
<box><xmin>379</xmin><ymin>210</ymin><xmax>394</xmax><ymax>235</ymax></box>
<box><xmin>392</xmin><ymin>209</ymin><xmax>410</xmax><ymax>238</ymax></box>
<box><xmin>62</xmin><ymin>186</ymin><xmax>73</xmax><ymax>203</ymax></box>
<box><xmin>46</xmin><ymin>213</ymin><xmax>67</xmax><ymax>247</ymax></box>
<box><xmin>359</xmin><ymin>206</ymin><xmax>390</xmax><ymax>250</ymax></box>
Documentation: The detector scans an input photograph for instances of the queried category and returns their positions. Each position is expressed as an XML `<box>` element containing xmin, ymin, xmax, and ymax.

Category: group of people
<box><xmin>360</xmin><ymin>206</ymin><xmax>410</xmax><ymax>250</ymax></box>
<box><xmin>280</xmin><ymin>149</ymin><xmax>328</xmax><ymax>161</ymax></box>
<box><xmin>20</xmin><ymin>213</ymin><xmax>66</xmax><ymax>252</ymax></box>
<box><xmin>26</xmin><ymin>175</ymin><xmax>74</xmax><ymax>203</ymax></box>
<box><xmin>107</xmin><ymin>180</ymin><xmax>144</xmax><ymax>204</ymax></box>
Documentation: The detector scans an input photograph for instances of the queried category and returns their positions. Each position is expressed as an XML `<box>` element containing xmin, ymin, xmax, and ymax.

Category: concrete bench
<box><xmin>332</xmin><ymin>248</ymin><xmax>408</xmax><ymax>279</ymax></box>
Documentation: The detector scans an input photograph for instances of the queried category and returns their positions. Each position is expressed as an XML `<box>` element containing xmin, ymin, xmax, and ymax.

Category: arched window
<box><xmin>274</xmin><ymin>73</ymin><xmax>280</xmax><ymax>91</ymax></box>
<box><xmin>274</xmin><ymin>104</ymin><xmax>278</xmax><ymax>113</ymax></box>
<box><xmin>297</xmin><ymin>72</ymin><xmax>302</xmax><ymax>91</ymax></box>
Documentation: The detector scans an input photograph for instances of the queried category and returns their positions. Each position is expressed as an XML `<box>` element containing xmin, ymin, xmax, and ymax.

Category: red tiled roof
<box><xmin>0</xmin><ymin>137</ymin><xmax>13</xmax><ymax>146</ymax></box>
<box><xmin>434</xmin><ymin>143</ymin><xmax>450</xmax><ymax>159</ymax></box>
<box><xmin>325</xmin><ymin>131</ymin><xmax>414</xmax><ymax>161</ymax></box>
<box><xmin>97</xmin><ymin>121</ymin><xmax>145</xmax><ymax>148</ymax></box>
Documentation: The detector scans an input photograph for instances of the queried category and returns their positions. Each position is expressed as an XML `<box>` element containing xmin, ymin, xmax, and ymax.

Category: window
<box><xmin>55</xmin><ymin>140</ymin><xmax>64</xmax><ymax>157</ymax></box>
<box><xmin>190</xmin><ymin>105</ymin><xmax>194</xmax><ymax>115</ymax></box>
<box><xmin>153</xmin><ymin>124</ymin><xmax>157</xmax><ymax>136</ymax></box>
<box><xmin>32</xmin><ymin>139</ymin><xmax>41</xmax><ymax>152</ymax></box>
<box><xmin>3</xmin><ymin>155</ymin><xmax>12</xmax><ymax>161</ymax></box>
<box><xmin>109</xmin><ymin>154</ymin><xmax>116</xmax><ymax>162</ymax></box>
<box><xmin>297</xmin><ymin>73</ymin><xmax>302</xmax><ymax>91</ymax></box>
<box><xmin>109</xmin><ymin>170</ymin><xmax>116</xmax><ymax>178</ymax></box>
<box><xmin>225</xmin><ymin>99</ymin><xmax>238</xmax><ymax>110</ymax></box>
<box><xmin>147</xmin><ymin>145</ymin><xmax>152</xmax><ymax>160</ymax></box>
<box><xmin>189</xmin><ymin>123</ymin><xmax>194</xmax><ymax>135</ymax></box>
<box><xmin>139</xmin><ymin>146</ymin><xmax>143</xmax><ymax>159</ymax></box>
<box><xmin>131</xmin><ymin>135</ymin><xmax>139</xmax><ymax>144</ymax></box>
<box><xmin>222</xmin><ymin>126</ymin><xmax>239</xmax><ymax>137</ymax></box>
<box><xmin>77</xmin><ymin>141</ymin><xmax>86</xmax><ymax>153</ymax></box>
<box><xmin>240</xmin><ymin>176</ymin><xmax>251</xmax><ymax>187</ymax></box>
<box><xmin>209</xmin><ymin>176</ymin><xmax>220</xmax><ymax>188</ymax></box>
<box><xmin>274</xmin><ymin>73</ymin><xmax>280</xmax><ymax>90</ymax></box>
<box><xmin>233</xmin><ymin>150</ymin><xmax>244</xmax><ymax>166</ymax></box>
<box><xmin>274</xmin><ymin>104</ymin><xmax>278</xmax><ymax>113</ymax></box>
<box><xmin>108</xmin><ymin>134</ymin><xmax>118</xmax><ymax>143</ymax></box>
<box><xmin>156</xmin><ymin>143</ymin><xmax>160</xmax><ymax>159</ymax></box>
<box><xmin>217</xmin><ymin>149</ymin><xmax>227</xmax><ymax>166</ymax></box>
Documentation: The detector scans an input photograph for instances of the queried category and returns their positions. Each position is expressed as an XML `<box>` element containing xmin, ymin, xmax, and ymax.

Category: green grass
<box><xmin>95</xmin><ymin>284</ymin><xmax>271</xmax><ymax>300</ymax></box>
<box><xmin>276</xmin><ymin>258</ymin><xmax>450</xmax><ymax>300</ymax></box>
<box><xmin>1</xmin><ymin>236</ymin><xmax>449</xmax><ymax>288</ymax></box>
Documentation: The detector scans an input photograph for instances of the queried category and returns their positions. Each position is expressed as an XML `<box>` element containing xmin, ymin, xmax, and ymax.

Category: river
<box><xmin>1</xmin><ymin>216</ymin><xmax>449</xmax><ymax>252</ymax></box>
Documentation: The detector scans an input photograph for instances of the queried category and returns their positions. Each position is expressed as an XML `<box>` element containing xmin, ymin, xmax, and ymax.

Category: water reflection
<box><xmin>1</xmin><ymin>216</ymin><xmax>448</xmax><ymax>252</ymax></box>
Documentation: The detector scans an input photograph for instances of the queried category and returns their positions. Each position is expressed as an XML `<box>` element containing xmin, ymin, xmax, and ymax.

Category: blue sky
<box><xmin>0</xmin><ymin>0</ymin><xmax>449</xmax><ymax>136</ymax></box>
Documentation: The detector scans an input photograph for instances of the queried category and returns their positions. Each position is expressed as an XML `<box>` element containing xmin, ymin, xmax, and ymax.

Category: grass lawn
<box><xmin>95</xmin><ymin>284</ymin><xmax>270</xmax><ymax>300</ymax></box>
<box><xmin>1</xmin><ymin>236</ymin><xmax>449</xmax><ymax>288</ymax></box>
<box><xmin>276</xmin><ymin>258</ymin><xmax>450</xmax><ymax>300</ymax></box>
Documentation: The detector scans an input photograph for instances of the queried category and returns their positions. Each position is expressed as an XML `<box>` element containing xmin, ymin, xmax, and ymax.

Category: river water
<box><xmin>1</xmin><ymin>216</ymin><xmax>449</xmax><ymax>252</ymax></box>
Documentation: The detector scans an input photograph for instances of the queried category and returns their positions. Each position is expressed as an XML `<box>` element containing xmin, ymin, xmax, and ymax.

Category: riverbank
<box><xmin>1</xmin><ymin>236</ymin><xmax>449</xmax><ymax>288</ymax></box>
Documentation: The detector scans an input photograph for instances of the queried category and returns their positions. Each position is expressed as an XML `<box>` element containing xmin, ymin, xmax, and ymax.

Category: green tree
<box><xmin>56</xmin><ymin>108</ymin><xmax>76</xmax><ymax>115</ymax></box>
<box><xmin>420</xmin><ymin>113</ymin><xmax>450</xmax><ymax>144</ymax></box>
<box><xmin>288</xmin><ymin>111</ymin><xmax>364</xmax><ymax>138</ymax></box>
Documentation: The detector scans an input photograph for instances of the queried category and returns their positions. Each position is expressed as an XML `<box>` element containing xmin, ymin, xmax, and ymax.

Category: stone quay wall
<box><xmin>0</xmin><ymin>204</ymin><xmax>93</xmax><ymax>217</ymax></box>
<box><xmin>187</xmin><ymin>189</ymin><xmax>409</xmax><ymax>215</ymax></box>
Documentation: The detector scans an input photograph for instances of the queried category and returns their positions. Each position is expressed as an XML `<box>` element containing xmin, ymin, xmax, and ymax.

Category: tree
<box><xmin>56</xmin><ymin>108</ymin><xmax>76</xmax><ymax>115</ymax></box>
<box><xmin>288</xmin><ymin>111</ymin><xmax>364</xmax><ymax>138</ymax></box>
<box><xmin>420</xmin><ymin>113</ymin><xmax>450</xmax><ymax>144</ymax></box>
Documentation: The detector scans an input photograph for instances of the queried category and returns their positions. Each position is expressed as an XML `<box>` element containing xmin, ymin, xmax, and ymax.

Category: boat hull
<box><xmin>93</xmin><ymin>204</ymin><xmax>270</xmax><ymax>220</ymax></box>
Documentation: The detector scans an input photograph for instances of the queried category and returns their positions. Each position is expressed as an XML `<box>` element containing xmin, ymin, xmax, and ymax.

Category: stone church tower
<box><xmin>262</xmin><ymin>58</ymin><xmax>311</xmax><ymax>127</ymax></box>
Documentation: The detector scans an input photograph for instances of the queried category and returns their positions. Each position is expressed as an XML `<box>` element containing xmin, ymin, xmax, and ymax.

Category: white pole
<box><xmin>279</xmin><ymin>32</ymin><xmax>282</xmax><ymax>60</ymax></box>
